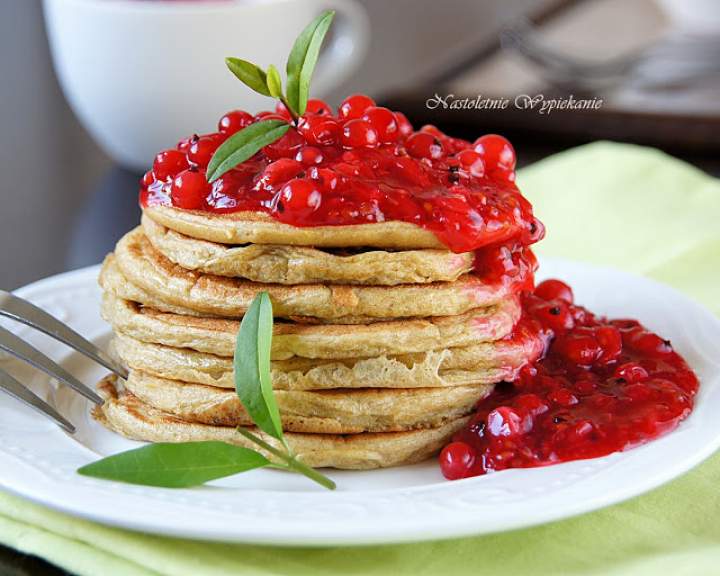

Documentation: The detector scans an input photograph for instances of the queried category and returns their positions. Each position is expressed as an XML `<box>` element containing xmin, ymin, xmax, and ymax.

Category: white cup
<box><xmin>43</xmin><ymin>0</ymin><xmax>370</xmax><ymax>171</ymax></box>
<box><xmin>655</xmin><ymin>0</ymin><xmax>720</xmax><ymax>31</ymax></box>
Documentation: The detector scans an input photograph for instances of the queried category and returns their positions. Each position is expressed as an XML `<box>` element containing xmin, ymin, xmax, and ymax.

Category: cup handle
<box><xmin>310</xmin><ymin>0</ymin><xmax>370</xmax><ymax>95</ymax></box>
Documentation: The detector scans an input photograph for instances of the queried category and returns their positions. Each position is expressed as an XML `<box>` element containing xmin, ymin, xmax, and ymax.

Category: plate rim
<box><xmin>0</xmin><ymin>260</ymin><xmax>718</xmax><ymax>546</ymax></box>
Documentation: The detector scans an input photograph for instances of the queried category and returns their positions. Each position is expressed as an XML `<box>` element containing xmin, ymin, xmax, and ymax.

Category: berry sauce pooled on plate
<box><xmin>440</xmin><ymin>279</ymin><xmax>699</xmax><ymax>479</ymax></box>
<box><xmin>140</xmin><ymin>95</ymin><xmax>544</xmax><ymax>254</ymax></box>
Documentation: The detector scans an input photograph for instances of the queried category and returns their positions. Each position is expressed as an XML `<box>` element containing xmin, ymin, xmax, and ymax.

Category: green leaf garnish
<box><xmin>225</xmin><ymin>57</ymin><xmax>271</xmax><ymax>97</ymax></box>
<box><xmin>233</xmin><ymin>291</ymin><xmax>283</xmax><ymax>441</ymax></box>
<box><xmin>266</xmin><ymin>64</ymin><xmax>283</xmax><ymax>99</ymax></box>
<box><xmin>206</xmin><ymin>120</ymin><xmax>289</xmax><ymax>183</ymax></box>
<box><xmin>285</xmin><ymin>10</ymin><xmax>335</xmax><ymax>116</ymax></box>
<box><xmin>233</xmin><ymin>292</ymin><xmax>336</xmax><ymax>490</ymax></box>
<box><xmin>80</xmin><ymin>293</ymin><xmax>335</xmax><ymax>490</ymax></box>
<box><xmin>78</xmin><ymin>441</ymin><xmax>269</xmax><ymax>487</ymax></box>
<box><xmin>236</xmin><ymin>428</ymin><xmax>336</xmax><ymax>490</ymax></box>
<box><xmin>207</xmin><ymin>10</ymin><xmax>337</xmax><ymax>178</ymax></box>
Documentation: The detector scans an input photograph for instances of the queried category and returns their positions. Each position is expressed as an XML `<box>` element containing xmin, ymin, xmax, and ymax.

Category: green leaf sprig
<box><xmin>207</xmin><ymin>120</ymin><xmax>289</xmax><ymax>183</ymax></box>
<box><xmin>233</xmin><ymin>293</ymin><xmax>335</xmax><ymax>490</ymax></box>
<box><xmin>78</xmin><ymin>442</ymin><xmax>270</xmax><ymax>488</ymax></box>
<box><xmin>206</xmin><ymin>10</ymin><xmax>335</xmax><ymax>182</ymax></box>
<box><xmin>78</xmin><ymin>292</ymin><xmax>336</xmax><ymax>490</ymax></box>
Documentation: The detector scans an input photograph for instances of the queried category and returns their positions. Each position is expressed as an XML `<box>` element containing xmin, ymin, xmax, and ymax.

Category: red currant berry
<box><xmin>439</xmin><ymin>441</ymin><xmax>475</xmax><ymax>480</ymax></box>
<box><xmin>391</xmin><ymin>156</ymin><xmax>430</xmax><ymax>187</ymax></box>
<box><xmin>487</xmin><ymin>406</ymin><xmax>523</xmax><ymax>437</ymax></box>
<box><xmin>514</xmin><ymin>393</ymin><xmax>549</xmax><ymax>416</ymax></box>
<box><xmin>361</xmin><ymin>106</ymin><xmax>399</xmax><ymax>143</ymax></box>
<box><xmin>260</xmin><ymin>158</ymin><xmax>304</xmax><ymax>188</ymax></box>
<box><xmin>535</xmin><ymin>279</ymin><xmax>574</xmax><ymax>303</ymax></box>
<box><xmin>218</xmin><ymin>110</ymin><xmax>253</xmax><ymax>134</ymax></box>
<box><xmin>595</xmin><ymin>326</ymin><xmax>622</xmax><ymax>363</ymax></box>
<box><xmin>626</xmin><ymin>330</ymin><xmax>673</xmax><ymax>357</ymax></box>
<box><xmin>263</xmin><ymin>129</ymin><xmax>305</xmax><ymax>160</ymax></box>
<box><xmin>394</xmin><ymin>111</ymin><xmax>413</xmax><ymax>138</ymax></box>
<box><xmin>473</xmin><ymin>134</ymin><xmax>516</xmax><ymax>171</ymax></box>
<box><xmin>176</xmin><ymin>136</ymin><xmax>193</xmax><ymax>152</ymax></box>
<box><xmin>405</xmin><ymin>132</ymin><xmax>444</xmax><ymax>160</ymax></box>
<box><xmin>141</xmin><ymin>170</ymin><xmax>155</xmax><ymax>187</ymax></box>
<box><xmin>341</xmin><ymin>119</ymin><xmax>379</xmax><ymax>149</ymax></box>
<box><xmin>187</xmin><ymin>134</ymin><xmax>223</xmax><ymax>168</ymax></box>
<box><xmin>490</xmin><ymin>168</ymin><xmax>516</xmax><ymax>183</ymax></box>
<box><xmin>529</xmin><ymin>217</ymin><xmax>546</xmax><ymax>243</ymax></box>
<box><xmin>338</xmin><ymin>94</ymin><xmax>376</xmax><ymax>120</ymax></box>
<box><xmin>556</xmin><ymin>333</ymin><xmax>602</xmax><ymax>366</ymax></box>
<box><xmin>297</xmin><ymin>115</ymin><xmax>340</xmax><ymax>146</ymax></box>
<box><xmin>295</xmin><ymin>146</ymin><xmax>324</xmax><ymax>166</ymax></box>
<box><xmin>614</xmin><ymin>362</ymin><xmax>649</xmax><ymax>383</ymax></box>
<box><xmin>533</xmin><ymin>300</ymin><xmax>575</xmax><ymax>334</ymax></box>
<box><xmin>209</xmin><ymin>169</ymin><xmax>248</xmax><ymax>197</ymax></box>
<box><xmin>153</xmin><ymin>149</ymin><xmax>187</xmax><ymax>180</ymax></box>
<box><xmin>624</xmin><ymin>382</ymin><xmax>652</xmax><ymax>402</ymax></box>
<box><xmin>305</xmin><ymin>98</ymin><xmax>333</xmax><ymax>116</ymax></box>
<box><xmin>170</xmin><ymin>168</ymin><xmax>209</xmax><ymax>209</ymax></box>
<box><xmin>275</xmin><ymin>178</ymin><xmax>322</xmax><ymax>217</ymax></box>
<box><xmin>457</xmin><ymin>149</ymin><xmax>486</xmax><ymax>177</ymax></box>
<box><xmin>547</xmin><ymin>388</ymin><xmax>579</xmax><ymax>407</ymax></box>
<box><xmin>254</xmin><ymin>112</ymin><xmax>286</xmax><ymax>122</ymax></box>
<box><xmin>309</xmin><ymin>167</ymin><xmax>339</xmax><ymax>191</ymax></box>
<box><xmin>420</xmin><ymin>124</ymin><xmax>445</xmax><ymax>139</ymax></box>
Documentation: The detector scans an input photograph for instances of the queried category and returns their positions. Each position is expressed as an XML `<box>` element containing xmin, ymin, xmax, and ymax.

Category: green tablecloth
<box><xmin>1</xmin><ymin>142</ymin><xmax>719</xmax><ymax>576</ymax></box>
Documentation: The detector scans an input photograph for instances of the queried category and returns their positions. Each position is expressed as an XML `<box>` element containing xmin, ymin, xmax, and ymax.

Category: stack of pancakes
<box><xmin>95</xmin><ymin>205</ymin><xmax>544</xmax><ymax>469</ymax></box>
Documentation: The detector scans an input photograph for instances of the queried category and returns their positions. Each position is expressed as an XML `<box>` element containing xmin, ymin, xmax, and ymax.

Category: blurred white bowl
<box><xmin>43</xmin><ymin>0</ymin><xmax>369</xmax><ymax>171</ymax></box>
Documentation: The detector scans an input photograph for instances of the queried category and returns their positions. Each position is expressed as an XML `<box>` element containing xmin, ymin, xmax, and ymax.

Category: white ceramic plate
<box><xmin>1</xmin><ymin>260</ymin><xmax>719</xmax><ymax>546</ymax></box>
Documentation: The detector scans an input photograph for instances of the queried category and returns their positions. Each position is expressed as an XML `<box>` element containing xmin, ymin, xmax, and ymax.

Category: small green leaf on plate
<box><xmin>78</xmin><ymin>441</ymin><xmax>270</xmax><ymax>488</ymax></box>
<box><xmin>225</xmin><ymin>57</ymin><xmax>270</xmax><ymax>96</ymax></box>
<box><xmin>206</xmin><ymin>120</ymin><xmax>289</xmax><ymax>182</ymax></box>
<box><xmin>266</xmin><ymin>64</ymin><xmax>283</xmax><ymax>99</ymax></box>
<box><xmin>285</xmin><ymin>10</ymin><xmax>335</xmax><ymax>115</ymax></box>
<box><xmin>234</xmin><ymin>292</ymin><xmax>283</xmax><ymax>441</ymax></box>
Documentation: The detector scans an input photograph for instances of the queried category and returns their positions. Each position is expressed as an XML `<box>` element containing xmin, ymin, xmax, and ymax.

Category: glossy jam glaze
<box><xmin>140</xmin><ymin>96</ymin><xmax>544</xmax><ymax>254</ymax></box>
<box><xmin>439</xmin><ymin>279</ymin><xmax>699</xmax><ymax>479</ymax></box>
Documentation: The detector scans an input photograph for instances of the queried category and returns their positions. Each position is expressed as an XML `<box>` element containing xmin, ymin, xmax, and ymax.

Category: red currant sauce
<box><xmin>140</xmin><ymin>96</ymin><xmax>541</xmax><ymax>254</ymax></box>
<box><xmin>440</xmin><ymin>279</ymin><xmax>699</xmax><ymax>480</ymax></box>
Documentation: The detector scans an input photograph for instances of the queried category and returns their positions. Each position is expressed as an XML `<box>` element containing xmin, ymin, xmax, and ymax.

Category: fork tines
<box><xmin>0</xmin><ymin>289</ymin><xmax>126</xmax><ymax>432</ymax></box>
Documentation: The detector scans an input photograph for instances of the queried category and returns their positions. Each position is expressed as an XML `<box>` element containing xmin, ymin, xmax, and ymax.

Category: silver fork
<box><xmin>0</xmin><ymin>289</ymin><xmax>127</xmax><ymax>433</ymax></box>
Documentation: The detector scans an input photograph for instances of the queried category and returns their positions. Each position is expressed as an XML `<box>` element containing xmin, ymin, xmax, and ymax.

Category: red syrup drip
<box><xmin>139</xmin><ymin>97</ymin><xmax>545</xmax><ymax>254</ymax></box>
<box><xmin>439</xmin><ymin>279</ymin><xmax>700</xmax><ymax>480</ymax></box>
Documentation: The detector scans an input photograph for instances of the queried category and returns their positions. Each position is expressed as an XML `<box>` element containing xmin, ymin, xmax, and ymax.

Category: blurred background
<box><xmin>1</xmin><ymin>0</ymin><xmax>719</xmax><ymax>294</ymax></box>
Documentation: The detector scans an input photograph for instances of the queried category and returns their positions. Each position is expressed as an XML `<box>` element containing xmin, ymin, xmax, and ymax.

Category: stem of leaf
<box><xmin>236</xmin><ymin>428</ymin><xmax>336</xmax><ymax>490</ymax></box>
<box><xmin>280</xmin><ymin>96</ymin><xmax>300</xmax><ymax>124</ymax></box>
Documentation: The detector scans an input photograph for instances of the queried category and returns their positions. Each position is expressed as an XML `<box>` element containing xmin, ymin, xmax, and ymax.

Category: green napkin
<box><xmin>1</xmin><ymin>141</ymin><xmax>719</xmax><ymax>576</ymax></box>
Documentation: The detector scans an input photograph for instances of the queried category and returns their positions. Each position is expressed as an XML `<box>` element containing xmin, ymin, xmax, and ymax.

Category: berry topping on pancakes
<box><xmin>140</xmin><ymin>110</ymin><xmax>540</xmax><ymax>253</ymax></box>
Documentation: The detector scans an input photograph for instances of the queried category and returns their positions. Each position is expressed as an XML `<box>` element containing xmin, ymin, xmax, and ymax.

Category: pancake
<box><xmin>110</xmin><ymin>330</ymin><xmax>542</xmax><ymax>390</ymax></box>
<box><xmin>101</xmin><ymin>293</ymin><xmax>521</xmax><ymax>360</ymax></box>
<box><xmin>144</xmin><ymin>205</ymin><xmax>450</xmax><ymax>250</ymax></box>
<box><xmin>110</xmin><ymin>228</ymin><xmax>522</xmax><ymax>322</ymax></box>
<box><xmin>122</xmin><ymin>370</ymin><xmax>491</xmax><ymax>433</ymax></box>
<box><xmin>143</xmin><ymin>214</ymin><xmax>474</xmax><ymax>285</ymax></box>
<box><xmin>95</xmin><ymin>376</ymin><xmax>471</xmax><ymax>469</ymax></box>
<box><xmin>100</xmin><ymin>256</ymin><xmax>214</xmax><ymax>318</ymax></box>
